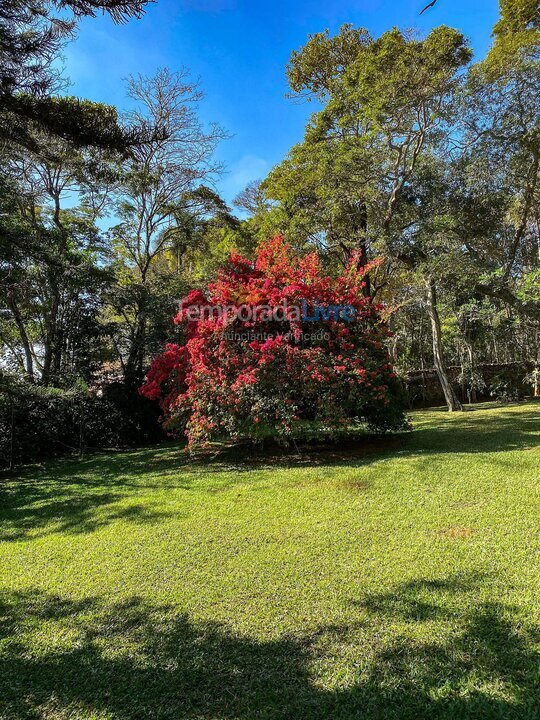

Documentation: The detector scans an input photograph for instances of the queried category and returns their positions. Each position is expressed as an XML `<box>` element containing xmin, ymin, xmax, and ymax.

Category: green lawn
<box><xmin>1</xmin><ymin>402</ymin><xmax>539</xmax><ymax>719</ymax></box>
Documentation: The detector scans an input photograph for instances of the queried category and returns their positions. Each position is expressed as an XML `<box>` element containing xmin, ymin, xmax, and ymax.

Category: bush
<box><xmin>489</xmin><ymin>377</ymin><xmax>521</xmax><ymax>403</ymax></box>
<box><xmin>488</xmin><ymin>365</ymin><xmax>527</xmax><ymax>403</ymax></box>
<box><xmin>141</xmin><ymin>236</ymin><xmax>408</xmax><ymax>447</ymax></box>
<box><xmin>0</xmin><ymin>375</ymin><xmax>163</xmax><ymax>469</ymax></box>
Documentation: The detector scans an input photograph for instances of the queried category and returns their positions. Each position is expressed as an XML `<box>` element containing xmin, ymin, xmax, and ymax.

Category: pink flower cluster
<box><xmin>141</xmin><ymin>236</ymin><xmax>405</xmax><ymax>446</ymax></box>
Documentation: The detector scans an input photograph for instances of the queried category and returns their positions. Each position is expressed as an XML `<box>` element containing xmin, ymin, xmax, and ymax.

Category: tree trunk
<box><xmin>356</xmin><ymin>202</ymin><xmax>371</xmax><ymax>298</ymax></box>
<box><xmin>426</xmin><ymin>280</ymin><xmax>462</xmax><ymax>411</ymax></box>
<box><xmin>124</xmin><ymin>307</ymin><xmax>147</xmax><ymax>390</ymax></box>
<box><xmin>465</xmin><ymin>342</ymin><xmax>477</xmax><ymax>404</ymax></box>
<box><xmin>7</xmin><ymin>294</ymin><xmax>34</xmax><ymax>382</ymax></box>
<box><xmin>41</xmin><ymin>268</ymin><xmax>62</xmax><ymax>386</ymax></box>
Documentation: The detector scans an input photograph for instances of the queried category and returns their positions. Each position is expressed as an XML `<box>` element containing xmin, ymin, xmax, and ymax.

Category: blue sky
<box><xmin>65</xmin><ymin>0</ymin><xmax>499</xmax><ymax>206</ymax></box>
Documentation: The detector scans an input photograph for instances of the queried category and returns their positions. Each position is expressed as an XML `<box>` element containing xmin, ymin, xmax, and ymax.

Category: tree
<box><xmin>0</xmin><ymin>133</ymin><xmax>112</xmax><ymax>386</ymax></box>
<box><xmin>0</xmin><ymin>0</ymin><xmax>154</xmax><ymax>151</ymax></box>
<box><xmin>264</xmin><ymin>25</ymin><xmax>471</xmax><ymax>410</ymax></box>
<box><xmin>108</xmin><ymin>69</ymin><xmax>227</xmax><ymax>388</ymax></box>
<box><xmin>141</xmin><ymin>235</ymin><xmax>408</xmax><ymax>447</ymax></box>
<box><xmin>462</xmin><ymin>19</ymin><xmax>540</xmax><ymax>321</ymax></box>
<box><xmin>285</xmin><ymin>24</ymin><xmax>471</xmax><ymax>243</ymax></box>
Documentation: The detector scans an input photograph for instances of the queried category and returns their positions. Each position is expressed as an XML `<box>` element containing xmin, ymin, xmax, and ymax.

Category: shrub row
<box><xmin>0</xmin><ymin>375</ymin><xmax>164</xmax><ymax>470</ymax></box>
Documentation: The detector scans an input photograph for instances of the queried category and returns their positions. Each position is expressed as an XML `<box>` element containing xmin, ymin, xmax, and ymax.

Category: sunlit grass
<box><xmin>1</xmin><ymin>401</ymin><xmax>539</xmax><ymax>719</ymax></box>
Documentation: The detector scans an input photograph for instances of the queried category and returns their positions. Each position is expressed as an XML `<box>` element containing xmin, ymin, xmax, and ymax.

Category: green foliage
<box><xmin>1</xmin><ymin>0</ymin><xmax>539</xmax><ymax>449</ymax></box>
<box><xmin>0</xmin><ymin>0</ymin><xmax>155</xmax><ymax>150</ymax></box>
<box><xmin>259</xmin><ymin>12</ymin><xmax>540</xmax><ymax>407</ymax></box>
<box><xmin>291</xmin><ymin>24</ymin><xmax>471</xmax><ymax>135</ymax></box>
<box><xmin>495</xmin><ymin>0</ymin><xmax>540</xmax><ymax>35</ymax></box>
<box><xmin>287</xmin><ymin>24</ymin><xmax>372</xmax><ymax>97</ymax></box>
<box><xmin>485</xmin><ymin>0</ymin><xmax>540</xmax><ymax>72</ymax></box>
<box><xmin>488</xmin><ymin>365</ymin><xmax>529</xmax><ymax>402</ymax></box>
<box><xmin>0</xmin><ymin>373</ymin><xmax>163</xmax><ymax>469</ymax></box>
<box><xmin>269</xmin><ymin>24</ymin><xmax>472</xmax><ymax>270</ymax></box>
<box><xmin>518</xmin><ymin>270</ymin><xmax>540</xmax><ymax>303</ymax></box>
<box><xmin>0</xmin><ymin>167</ymin><xmax>112</xmax><ymax>385</ymax></box>
<box><xmin>3</xmin><ymin>95</ymin><xmax>150</xmax><ymax>153</ymax></box>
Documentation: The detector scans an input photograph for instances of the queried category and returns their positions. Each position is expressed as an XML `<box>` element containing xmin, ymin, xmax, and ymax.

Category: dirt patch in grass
<box><xmin>338</xmin><ymin>476</ymin><xmax>371</xmax><ymax>492</ymax></box>
<box><xmin>436</xmin><ymin>527</ymin><xmax>476</xmax><ymax>539</ymax></box>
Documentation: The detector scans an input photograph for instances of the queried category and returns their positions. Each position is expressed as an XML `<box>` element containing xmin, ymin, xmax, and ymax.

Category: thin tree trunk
<box><xmin>7</xmin><ymin>295</ymin><xmax>34</xmax><ymax>382</ymax></box>
<box><xmin>426</xmin><ymin>279</ymin><xmax>462</xmax><ymax>411</ymax></box>
<box><xmin>41</xmin><ymin>278</ymin><xmax>60</xmax><ymax>386</ymax></box>
<box><xmin>124</xmin><ymin>306</ymin><xmax>147</xmax><ymax>389</ymax></box>
<box><xmin>8</xmin><ymin>388</ymin><xmax>15</xmax><ymax>471</ymax></box>
<box><xmin>359</xmin><ymin>236</ymin><xmax>371</xmax><ymax>298</ymax></box>
<box><xmin>356</xmin><ymin>202</ymin><xmax>371</xmax><ymax>298</ymax></box>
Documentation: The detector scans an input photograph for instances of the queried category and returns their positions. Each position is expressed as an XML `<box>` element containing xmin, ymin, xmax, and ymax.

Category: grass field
<box><xmin>1</xmin><ymin>401</ymin><xmax>539</xmax><ymax>719</ymax></box>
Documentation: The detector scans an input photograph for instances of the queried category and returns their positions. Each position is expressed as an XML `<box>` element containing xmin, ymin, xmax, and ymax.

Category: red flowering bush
<box><xmin>141</xmin><ymin>236</ymin><xmax>407</xmax><ymax>446</ymax></box>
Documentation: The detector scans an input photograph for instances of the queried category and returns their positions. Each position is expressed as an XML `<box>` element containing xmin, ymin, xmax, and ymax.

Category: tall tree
<box><xmin>0</xmin><ymin>133</ymin><xmax>112</xmax><ymax>385</ymax></box>
<box><xmin>266</xmin><ymin>24</ymin><xmax>471</xmax><ymax>409</ymax></box>
<box><xmin>108</xmin><ymin>69</ymin><xmax>227</xmax><ymax>388</ymax></box>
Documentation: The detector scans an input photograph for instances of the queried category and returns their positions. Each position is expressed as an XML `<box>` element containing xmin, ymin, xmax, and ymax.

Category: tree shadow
<box><xmin>407</xmin><ymin>401</ymin><xmax>540</xmax><ymax>456</ymax></box>
<box><xmin>187</xmin><ymin>400</ymin><xmax>540</xmax><ymax>467</ymax></box>
<box><xmin>0</xmin><ymin>459</ymin><xmax>178</xmax><ymax>542</ymax></box>
<box><xmin>1</xmin><ymin>401</ymin><xmax>538</xmax><ymax>542</ymax></box>
<box><xmin>1</xmin><ymin>572</ymin><xmax>539</xmax><ymax>719</ymax></box>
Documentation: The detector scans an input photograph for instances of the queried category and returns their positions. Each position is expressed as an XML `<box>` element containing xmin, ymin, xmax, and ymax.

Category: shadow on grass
<box><xmin>0</xmin><ymin>475</ymin><xmax>177</xmax><ymax>542</ymax></box>
<box><xmin>408</xmin><ymin>401</ymin><xmax>540</xmax><ymax>455</ymax></box>
<box><xmin>1</xmin><ymin>573</ymin><xmax>538</xmax><ymax>719</ymax></box>
<box><xmin>0</xmin><ymin>401</ymin><xmax>538</xmax><ymax>542</ymax></box>
<box><xmin>58</xmin><ymin>400</ymin><xmax>540</xmax><ymax>473</ymax></box>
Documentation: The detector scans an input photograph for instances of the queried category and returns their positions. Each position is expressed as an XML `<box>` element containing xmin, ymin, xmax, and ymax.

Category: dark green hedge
<box><xmin>0</xmin><ymin>375</ymin><xmax>164</xmax><ymax>470</ymax></box>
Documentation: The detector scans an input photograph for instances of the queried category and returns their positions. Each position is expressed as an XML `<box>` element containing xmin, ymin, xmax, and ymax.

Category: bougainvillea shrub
<box><xmin>140</xmin><ymin>236</ymin><xmax>407</xmax><ymax>446</ymax></box>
